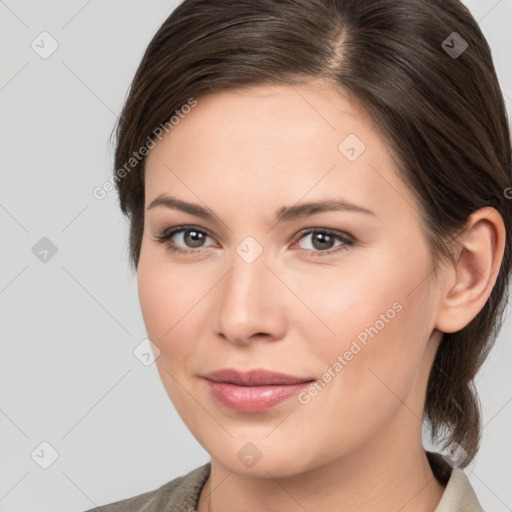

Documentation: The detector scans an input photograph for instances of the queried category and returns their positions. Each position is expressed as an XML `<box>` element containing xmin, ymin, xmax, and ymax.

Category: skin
<box><xmin>138</xmin><ymin>80</ymin><xmax>505</xmax><ymax>512</ymax></box>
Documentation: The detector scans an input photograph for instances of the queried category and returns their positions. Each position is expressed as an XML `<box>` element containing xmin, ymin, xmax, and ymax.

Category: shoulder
<box><xmin>82</xmin><ymin>462</ymin><xmax>211</xmax><ymax>512</ymax></box>
<box><xmin>427</xmin><ymin>452</ymin><xmax>485</xmax><ymax>512</ymax></box>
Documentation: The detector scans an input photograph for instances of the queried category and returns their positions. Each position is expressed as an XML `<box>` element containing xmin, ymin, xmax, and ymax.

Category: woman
<box><xmin>86</xmin><ymin>0</ymin><xmax>511</xmax><ymax>510</ymax></box>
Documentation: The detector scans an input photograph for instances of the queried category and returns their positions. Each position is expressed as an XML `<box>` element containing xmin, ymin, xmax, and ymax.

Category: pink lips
<box><xmin>202</xmin><ymin>368</ymin><xmax>315</xmax><ymax>413</ymax></box>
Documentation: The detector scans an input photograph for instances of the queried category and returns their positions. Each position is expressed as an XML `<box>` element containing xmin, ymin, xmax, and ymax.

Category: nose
<box><xmin>213</xmin><ymin>244</ymin><xmax>288</xmax><ymax>346</ymax></box>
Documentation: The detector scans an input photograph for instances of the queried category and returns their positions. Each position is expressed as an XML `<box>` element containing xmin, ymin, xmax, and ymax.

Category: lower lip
<box><xmin>204</xmin><ymin>379</ymin><xmax>312</xmax><ymax>413</ymax></box>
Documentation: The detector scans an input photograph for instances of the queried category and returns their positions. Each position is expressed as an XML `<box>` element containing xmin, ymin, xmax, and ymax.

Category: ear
<box><xmin>435</xmin><ymin>207</ymin><xmax>506</xmax><ymax>334</ymax></box>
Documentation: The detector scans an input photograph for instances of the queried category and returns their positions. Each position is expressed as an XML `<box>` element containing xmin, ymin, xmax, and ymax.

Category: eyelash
<box><xmin>152</xmin><ymin>225</ymin><xmax>354</xmax><ymax>257</ymax></box>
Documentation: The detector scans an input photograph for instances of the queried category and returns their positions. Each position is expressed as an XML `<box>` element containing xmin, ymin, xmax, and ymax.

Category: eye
<box><xmin>152</xmin><ymin>225</ymin><xmax>354</xmax><ymax>257</ymax></box>
<box><xmin>152</xmin><ymin>225</ymin><xmax>216</xmax><ymax>254</ymax></box>
<box><xmin>293</xmin><ymin>228</ymin><xmax>354</xmax><ymax>256</ymax></box>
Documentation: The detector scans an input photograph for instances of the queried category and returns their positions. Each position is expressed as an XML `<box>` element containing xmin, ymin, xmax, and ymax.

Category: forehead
<box><xmin>146</xmin><ymin>80</ymin><xmax>373</xmax><ymax>160</ymax></box>
<box><xmin>143</xmin><ymin>81</ymin><xmax>419</xmax><ymax>226</ymax></box>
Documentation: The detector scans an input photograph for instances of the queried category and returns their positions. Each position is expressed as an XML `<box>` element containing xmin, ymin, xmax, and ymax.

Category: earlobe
<box><xmin>435</xmin><ymin>207</ymin><xmax>506</xmax><ymax>334</ymax></box>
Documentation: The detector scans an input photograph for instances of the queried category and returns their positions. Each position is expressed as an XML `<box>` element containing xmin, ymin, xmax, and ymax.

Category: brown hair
<box><xmin>111</xmin><ymin>0</ymin><xmax>512</xmax><ymax>467</ymax></box>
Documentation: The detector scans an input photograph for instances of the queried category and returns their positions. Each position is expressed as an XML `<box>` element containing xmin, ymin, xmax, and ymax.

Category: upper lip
<box><xmin>202</xmin><ymin>368</ymin><xmax>315</xmax><ymax>386</ymax></box>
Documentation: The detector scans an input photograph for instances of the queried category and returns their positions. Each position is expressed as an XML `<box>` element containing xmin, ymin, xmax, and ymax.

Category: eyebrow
<box><xmin>147</xmin><ymin>194</ymin><xmax>376</xmax><ymax>222</ymax></box>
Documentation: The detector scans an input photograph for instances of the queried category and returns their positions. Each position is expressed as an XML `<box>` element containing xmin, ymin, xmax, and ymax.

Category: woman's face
<box><xmin>138</xmin><ymin>81</ymin><xmax>446</xmax><ymax>476</ymax></box>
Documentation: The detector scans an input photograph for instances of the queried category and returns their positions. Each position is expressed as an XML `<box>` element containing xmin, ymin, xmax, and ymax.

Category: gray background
<box><xmin>0</xmin><ymin>1</ymin><xmax>511</xmax><ymax>511</ymax></box>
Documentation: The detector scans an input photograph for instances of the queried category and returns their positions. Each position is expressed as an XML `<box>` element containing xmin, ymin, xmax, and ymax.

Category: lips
<box><xmin>202</xmin><ymin>368</ymin><xmax>316</xmax><ymax>413</ymax></box>
<box><xmin>202</xmin><ymin>368</ymin><xmax>315</xmax><ymax>386</ymax></box>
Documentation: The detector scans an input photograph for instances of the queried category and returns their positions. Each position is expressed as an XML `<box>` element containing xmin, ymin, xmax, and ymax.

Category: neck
<box><xmin>197</xmin><ymin>421</ymin><xmax>446</xmax><ymax>512</ymax></box>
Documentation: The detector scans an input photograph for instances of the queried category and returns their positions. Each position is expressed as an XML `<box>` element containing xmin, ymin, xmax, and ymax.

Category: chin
<box><xmin>207</xmin><ymin>440</ymin><xmax>316</xmax><ymax>479</ymax></box>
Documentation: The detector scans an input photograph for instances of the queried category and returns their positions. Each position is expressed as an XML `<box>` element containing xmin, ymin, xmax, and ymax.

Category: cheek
<box><xmin>337</xmin><ymin>296</ymin><xmax>429</xmax><ymax>423</ymax></box>
<box><xmin>294</xmin><ymin>298</ymin><xmax>429</xmax><ymax>458</ymax></box>
<box><xmin>136</xmin><ymin>250</ymin><xmax>220</xmax><ymax>412</ymax></box>
<box><xmin>137</xmin><ymin>249</ymin><xmax>207</xmax><ymax>345</ymax></box>
<box><xmin>297</xmin><ymin>251</ymin><xmax>432</xmax><ymax>407</ymax></box>
<box><xmin>282</xmin><ymin>254</ymin><xmax>405</xmax><ymax>351</ymax></box>
<box><xmin>137</xmin><ymin>257</ymin><xmax>202</xmax><ymax>415</ymax></box>
<box><xmin>137</xmin><ymin>264</ymin><xmax>170</xmax><ymax>341</ymax></box>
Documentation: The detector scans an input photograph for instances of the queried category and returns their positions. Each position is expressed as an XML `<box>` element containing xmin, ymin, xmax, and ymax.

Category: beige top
<box><xmin>85</xmin><ymin>451</ymin><xmax>484</xmax><ymax>511</ymax></box>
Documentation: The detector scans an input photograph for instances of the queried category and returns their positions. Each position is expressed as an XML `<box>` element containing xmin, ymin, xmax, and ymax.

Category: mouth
<box><xmin>202</xmin><ymin>368</ymin><xmax>315</xmax><ymax>386</ymax></box>
<box><xmin>202</xmin><ymin>368</ymin><xmax>316</xmax><ymax>412</ymax></box>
